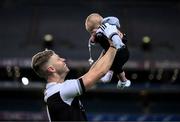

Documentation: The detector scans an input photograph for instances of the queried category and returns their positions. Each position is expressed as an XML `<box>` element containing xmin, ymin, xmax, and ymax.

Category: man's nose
<box><xmin>61</xmin><ymin>58</ymin><xmax>66</xmax><ymax>62</ymax></box>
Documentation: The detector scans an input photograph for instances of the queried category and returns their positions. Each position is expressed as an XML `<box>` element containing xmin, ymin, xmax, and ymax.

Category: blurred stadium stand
<box><xmin>0</xmin><ymin>0</ymin><xmax>180</xmax><ymax>121</ymax></box>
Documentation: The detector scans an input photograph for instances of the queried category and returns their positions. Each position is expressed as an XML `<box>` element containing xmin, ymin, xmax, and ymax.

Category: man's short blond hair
<box><xmin>85</xmin><ymin>13</ymin><xmax>103</xmax><ymax>33</ymax></box>
<box><xmin>31</xmin><ymin>50</ymin><xmax>54</xmax><ymax>78</ymax></box>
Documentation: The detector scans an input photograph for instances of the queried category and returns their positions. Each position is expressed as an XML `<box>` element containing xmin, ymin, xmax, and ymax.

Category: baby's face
<box><xmin>90</xmin><ymin>28</ymin><xmax>98</xmax><ymax>36</ymax></box>
<box><xmin>86</xmin><ymin>16</ymin><xmax>102</xmax><ymax>34</ymax></box>
<box><xmin>88</xmin><ymin>28</ymin><xmax>97</xmax><ymax>44</ymax></box>
<box><xmin>88</xmin><ymin>22</ymin><xmax>101</xmax><ymax>36</ymax></box>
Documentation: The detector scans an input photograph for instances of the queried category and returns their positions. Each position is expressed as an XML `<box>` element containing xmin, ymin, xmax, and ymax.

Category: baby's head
<box><xmin>85</xmin><ymin>13</ymin><xmax>103</xmax><ymax>34</ymax></box>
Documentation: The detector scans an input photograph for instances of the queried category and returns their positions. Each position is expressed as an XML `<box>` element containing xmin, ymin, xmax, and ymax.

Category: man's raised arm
<box><xmin>80</xmin><ymin>24</ymin><xmax>120</xmax><ymax>90</ymax></box>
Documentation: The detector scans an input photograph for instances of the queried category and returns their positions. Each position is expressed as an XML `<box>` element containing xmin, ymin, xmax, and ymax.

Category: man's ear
<box><xmin>47</xmin><ymin>66</ymin><xmax>55</xmax><ymax>73</ymax></box>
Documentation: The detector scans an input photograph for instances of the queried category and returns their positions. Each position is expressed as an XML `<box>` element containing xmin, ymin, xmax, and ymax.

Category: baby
<box><xmin>85</xmin><ymin>13</ymin><xmax>131</xmax><ymax>89</ymax></box>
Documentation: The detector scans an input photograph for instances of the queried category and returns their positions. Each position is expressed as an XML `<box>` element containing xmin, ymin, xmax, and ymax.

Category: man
<box><xmin>31</xmin><ymin>24</ymin><xmax>120</xmax><ymax>121</ymax></box>
<box><xmin>85</xmin><ymin>13</ymin><xmax>131</xmax><ymax>89</ymax></box>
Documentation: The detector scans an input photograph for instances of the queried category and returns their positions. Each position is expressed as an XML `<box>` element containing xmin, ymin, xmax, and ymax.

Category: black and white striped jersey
<box><xmin>44</xmin><ymin>78</ymin><xmax>87</xmax><ymax>121</ymax></box>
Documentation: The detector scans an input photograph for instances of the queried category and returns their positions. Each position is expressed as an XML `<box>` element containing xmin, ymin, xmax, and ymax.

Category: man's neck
<box><xmin>47</xmin><ymin>73</ymin><xmax>66</xmax><ymax>83</ymax></box>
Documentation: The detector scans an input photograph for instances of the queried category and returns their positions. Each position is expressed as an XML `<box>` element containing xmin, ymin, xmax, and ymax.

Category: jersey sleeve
<box><xmin>60</xmin><ymin>79</ymin><xmax>85</xmax><ymax>101</ymax></box>
<box><xmin>44</xmin><ymin>79</ymin><xmax>86</xmax><ymax>105</ymax></box>
<box><xmin>102</xmin><ymin>16</ymin><xmax>120</xmax><ymax>28</ymax></box>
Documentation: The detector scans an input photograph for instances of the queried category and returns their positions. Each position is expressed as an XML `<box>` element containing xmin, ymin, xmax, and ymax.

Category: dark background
<box><xmin>0</xmin><ymin>0</ymin><xmax>180</xmax><ymax>121</ymax></box>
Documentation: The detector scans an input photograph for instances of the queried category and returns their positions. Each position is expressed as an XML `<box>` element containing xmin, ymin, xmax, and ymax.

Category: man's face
<box><xmin>47</xmin><ymin>54</ymin><xmax>69</xmax><ymax>75</ymax></box>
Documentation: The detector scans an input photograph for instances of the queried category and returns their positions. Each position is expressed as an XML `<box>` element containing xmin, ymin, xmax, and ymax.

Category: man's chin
<box><xmin>66</xmin><ymin>68</ymin><xmax>70</xmax><ymax>73</ymax></box>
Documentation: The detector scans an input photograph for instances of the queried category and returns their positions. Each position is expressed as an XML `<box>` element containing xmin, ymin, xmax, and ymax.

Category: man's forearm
<box><xmin>91</xmin><ymin>46</ymin><xmax>117</xmax><ymax>79</ymax></box>
<box><xmin>81</xmin><ymin>23</ymin><xmax>120</xmax><ymax>89</ymax></box>
<box><xmin>81</xmin><ymin>46</ymin><xmax>117</xmax><ymax>89</ymax></box>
